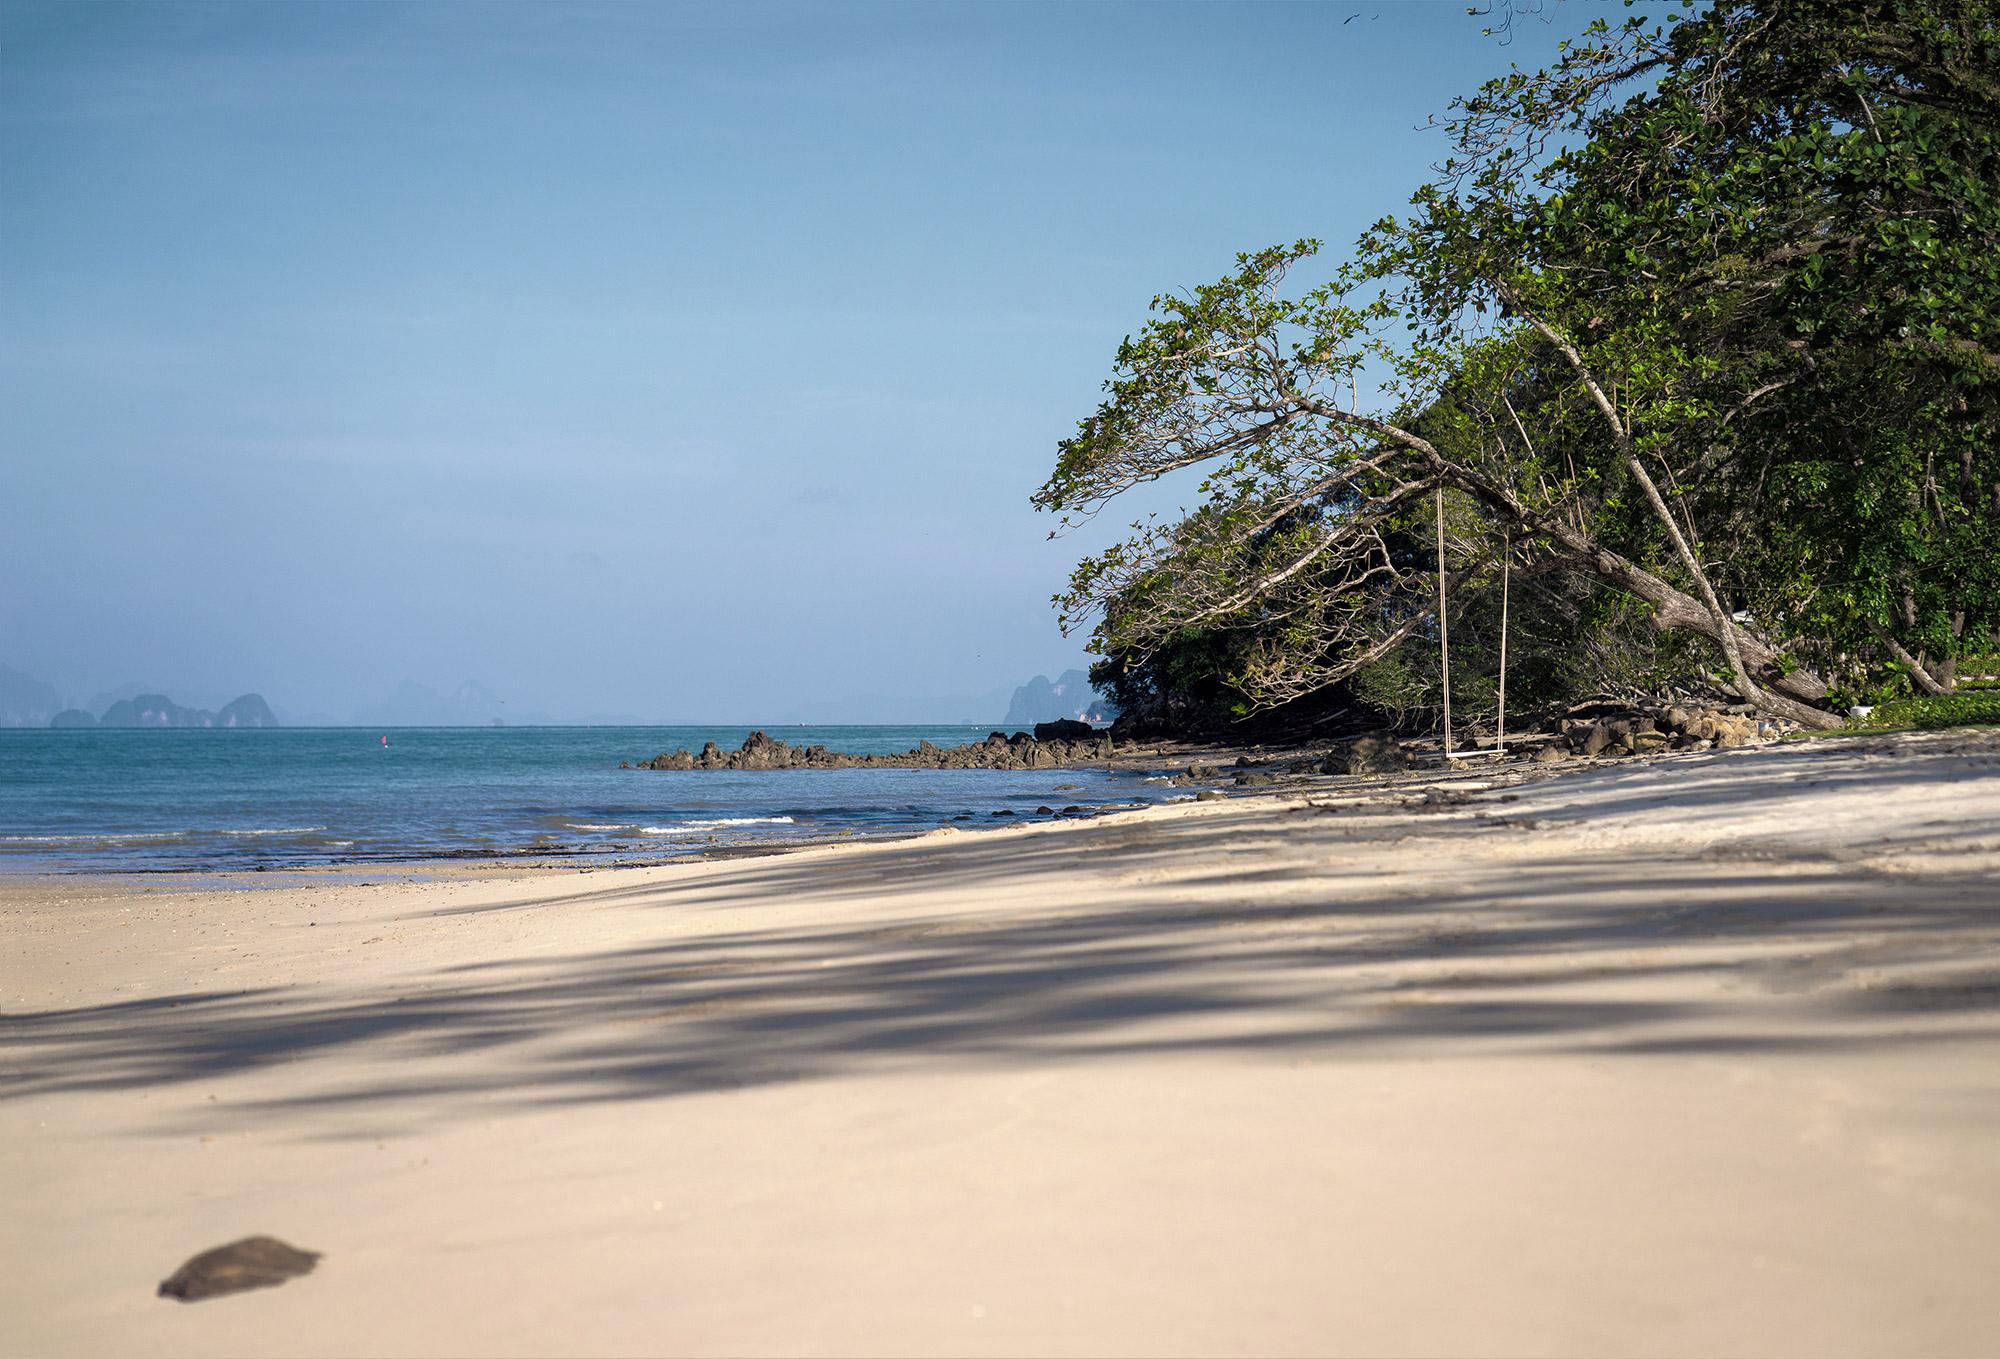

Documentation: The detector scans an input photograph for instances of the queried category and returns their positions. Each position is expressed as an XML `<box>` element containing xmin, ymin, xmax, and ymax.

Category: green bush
<box><xmin>1863</xmin><ymin>690</ymin><xmax>2000</xmax><ymax>731</ymax></box>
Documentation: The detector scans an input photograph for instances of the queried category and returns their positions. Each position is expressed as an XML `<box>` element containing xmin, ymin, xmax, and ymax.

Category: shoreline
<box><xmin>6</xmin><ymin>728</ymin><xmax>1999</xmax><ymax>1356</ymax></box>
<box><xmin>0</xmin><ymin>725</ymin><xmax>1651</xmax><ymax>882</ymax></box>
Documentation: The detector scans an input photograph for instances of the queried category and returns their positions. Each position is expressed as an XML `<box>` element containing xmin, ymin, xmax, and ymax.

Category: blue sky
<box><xmin>2</xmin><ymin>0</ymin><xmax>1590</xmax><ymax>722</ymax></box>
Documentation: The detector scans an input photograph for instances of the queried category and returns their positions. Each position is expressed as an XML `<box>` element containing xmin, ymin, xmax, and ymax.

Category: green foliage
<box><xmin>1036</xmin><ymin>0</ymin><xmax>2000</xmax><ymax>733</ymax></box>
<box><xmin>1863</xmin><ymin>689</ymin><xmax>2000</xmax><ymax>729</ymax></box>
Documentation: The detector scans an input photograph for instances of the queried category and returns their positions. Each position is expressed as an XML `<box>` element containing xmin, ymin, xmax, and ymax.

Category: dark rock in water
<box><xmin>158</xmin><ymin>1236</ymin><xmax>320</xmax><ymax>1302</ymax></box>
<box><xmin>1195</xmin><ymin>789</ymin><xmax>1227</xmax><ymax>802</ymax></box>
<box><xmin>1036</xmin><ymin>805</ymin><xmax>1054</xmax><ymax>815</ymax></box>
<box><xmin>638</xmin><ymin>728</ymin><xmax>1118</xmax><ymax>773</ymax></box>
<box><xmin>1033</xmin><ymin>718</ymin><xmax>1095</xmax><ymax>743</ymax></box>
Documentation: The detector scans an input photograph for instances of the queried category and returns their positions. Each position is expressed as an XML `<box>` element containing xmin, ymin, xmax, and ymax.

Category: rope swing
<box><xmin>1437</xmin><ymin>487</ymin><xmax>1452</xmax><ymax>758</ymax></box>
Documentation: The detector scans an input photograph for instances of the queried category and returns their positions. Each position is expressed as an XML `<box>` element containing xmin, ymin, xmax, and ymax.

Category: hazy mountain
<box><xmin>355</xmin><ymin>679</ymin><xmax>514</xmax><ymax>727</ymax></box>
<box><xmin>0</xmin><ymin>663</ymin><xmax>62</xmax><ymax>727</ymax></box>
<box><xmin>773</xmin><ymin>685</ymin><xmax>1016</xmax><ymax>726</ymax></box>
<box><xmin>1004</xmin><ymin>670</ymin><xmax>1116</xmax><ymax>728</ymax></box>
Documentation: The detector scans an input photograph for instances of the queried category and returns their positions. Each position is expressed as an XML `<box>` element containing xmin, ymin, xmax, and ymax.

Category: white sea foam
<box><xmin>567</xmin><ymin>822</ymin><xmax>638</xmax><ymax>833</ymax></box>
<box><xmin>1</xmin><ymin>831</ymin><xmax>184</xmax><ymax>844</ymax></box>
<box><xmin>641</xmin><ymin>816</ymin><xmax>797</xmax><ymax>833</ymax></box>
<box><xmin>2</xmin><ymin>825</ymin><xmax>325</xmax><ymax>846</ymax></box>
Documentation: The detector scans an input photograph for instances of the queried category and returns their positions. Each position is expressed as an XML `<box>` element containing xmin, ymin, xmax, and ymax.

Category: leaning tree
<box><xmin>1036</xmin><ymin>0</ymin><xmax>1999</xmax><ymax>729</ymax></box>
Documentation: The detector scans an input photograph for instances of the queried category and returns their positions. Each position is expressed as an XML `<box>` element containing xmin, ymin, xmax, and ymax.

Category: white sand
<box><xmin>4</xmin><ymin>730</ymin><xmax>1999</xmax><ymax>1357</ymax></box>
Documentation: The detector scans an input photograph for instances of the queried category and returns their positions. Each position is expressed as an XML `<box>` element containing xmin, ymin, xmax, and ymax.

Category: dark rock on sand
<box><xmin>158</xmin><ymin>1236</ymin><xmax>320</xmax><ymax>1302</ymax></box>
<box><xmin>1558</xmin><ymin>705</ymin><xmax>1780</xmax><ymax>758</ymax></box>
<box><xmin>1331</xmin><ymin>735</ymin><xmax>1410</xmax><ymax>776</ymax></box>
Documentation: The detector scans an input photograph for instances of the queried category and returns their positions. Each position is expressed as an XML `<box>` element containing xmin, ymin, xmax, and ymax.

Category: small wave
<box><xmin>566</xmin><ymin>822</ymin><xmax>638</xmax><ymax>833</ymax></box>
<box><xmin>0</xmin><ymin>831</ymin><xmax>189</xmax><ymax>845</ymax></box>
<box><xmin>2</xmin><ymin>825</ymin><xmax>327</xmax><ymax>849</ymax></box>
<box><xmin>641</xmin><ymin>816</ymin><xmax>797</xmax><ymax>834</ymax></box>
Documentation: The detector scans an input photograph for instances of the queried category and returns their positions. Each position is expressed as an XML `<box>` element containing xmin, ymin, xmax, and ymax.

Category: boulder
<box><xmin>1033</xmin><ymin>718</ymin><xmax>1095</xmax><ymax>743</ymax></box>
<box><xmin>1341</xmin><ymin>734</ymin><xmax>1410</xmax><ymax>776</ymax></box>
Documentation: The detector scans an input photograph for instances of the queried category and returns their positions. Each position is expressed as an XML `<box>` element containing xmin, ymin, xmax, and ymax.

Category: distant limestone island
<box><xmin>50</xmin><ymin>692</ymin><xmax>279</xmax><ymax>730</ymax></box>
<box><xmin>0</xmin><ymin>663</ymin><xmax>280</xmax><ymax>729</ymax></box>
<box><xmin>635</xmin><ymin>722</ymin><xmax>1112</xmax><ymax>771</ymax></box>
<box><xmin>1005</xmin><ymin>669</ymin><xmax>1115</xmax><ymax>728</ymax></box>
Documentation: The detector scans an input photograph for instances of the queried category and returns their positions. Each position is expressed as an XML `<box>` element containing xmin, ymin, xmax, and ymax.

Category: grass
<box><xmin>1860</xmin><ymin>688</ymin><xmax>2000</xmax><ymax>732</ymax></box>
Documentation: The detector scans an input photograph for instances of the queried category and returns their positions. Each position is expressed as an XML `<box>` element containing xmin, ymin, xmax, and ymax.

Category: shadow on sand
<box><xmin>7</xmin><ymin>741</ymin><xmax>2000</xmax><ymax>1133</ymax></box>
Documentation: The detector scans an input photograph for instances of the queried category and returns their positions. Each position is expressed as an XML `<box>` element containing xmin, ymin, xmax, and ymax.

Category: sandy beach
<box><xmin>5</xmin><ymin>729</ymin><xmax>1999</xmax><ymax>1357</ymax></box>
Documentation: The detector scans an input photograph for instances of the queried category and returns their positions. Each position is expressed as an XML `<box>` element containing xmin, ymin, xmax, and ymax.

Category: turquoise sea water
<box><xmin>0</xmin><ymin>726</ymin><xmax>1171</xmax><ymax>873</ymax></box>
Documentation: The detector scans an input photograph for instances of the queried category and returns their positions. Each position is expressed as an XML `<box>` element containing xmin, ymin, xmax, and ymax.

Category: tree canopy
<box><xmin>1036</xmin><ymin>0</ymin><xmax>1999</xmax><ymax>732</ymax></box>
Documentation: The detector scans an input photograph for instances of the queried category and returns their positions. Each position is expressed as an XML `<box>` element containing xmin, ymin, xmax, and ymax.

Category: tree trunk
<box><xmin>1444</xmin><ymin>464</ymin><xmax>1842</xmax><ymax>727</ymax></box>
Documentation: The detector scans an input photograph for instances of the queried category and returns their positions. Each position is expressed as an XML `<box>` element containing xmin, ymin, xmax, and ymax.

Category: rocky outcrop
<box><xmin>1032</xmin><ymin>718</ymin><xmax>1097</xmax><ymax>743</ymax></box>
<box><xmin>1555</xmin><ymin>704</ymin><xmax>1780</xmax><ymax>759</ymax></box>
<box><xmin>637</xmin><ymin>730</ymin><xmax>1117</xmax><ymax>772</ymax></box>
<box><xmin>48</xmin><ymin>708</ymin><xmax>96</xmax><ymax>728</ymax></box>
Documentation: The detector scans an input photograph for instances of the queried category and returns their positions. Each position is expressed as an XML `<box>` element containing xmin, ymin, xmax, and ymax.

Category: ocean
<box><xmin>0</xmin><ymin>725</ymin><xmax>1176</xmax><ymax>873</ymax></box>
